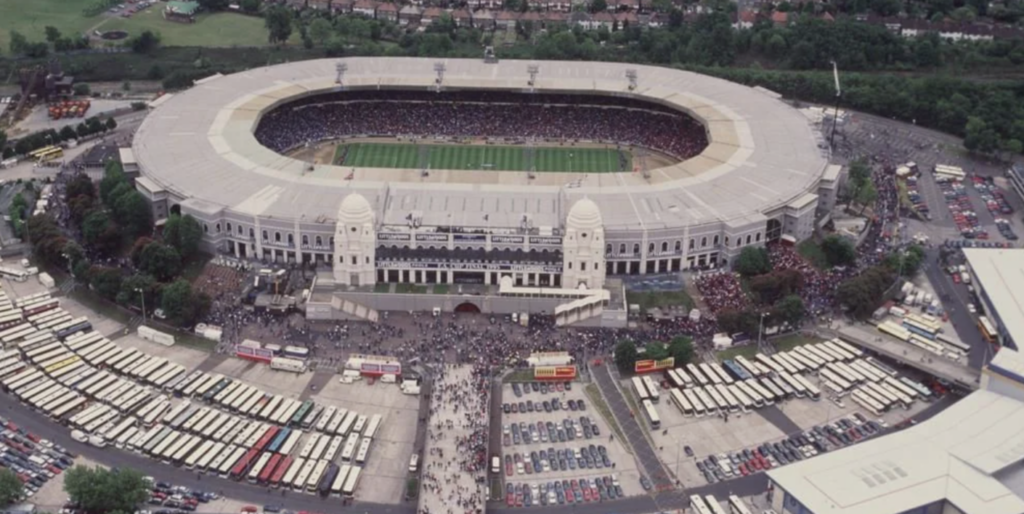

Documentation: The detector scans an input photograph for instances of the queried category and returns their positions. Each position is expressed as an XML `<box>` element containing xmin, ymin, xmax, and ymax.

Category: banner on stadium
<box><xmin>634</xmin><ymin>357</ymin><xmax>675</xmax><ymax>374</ymax></box>
<box><xmin>533</xmin><ymin>366</ymin><xmax>577</xmax><ymax>380</ymax></box>
<box><xmin>360</xmin><ymin>362</ymin><xmax>403</xmax><ymax>376</ymax></box>
<box><xmin>235</xmin><ymin>345</ymin><xmax>274</xmax><ymax>363</ymax></box>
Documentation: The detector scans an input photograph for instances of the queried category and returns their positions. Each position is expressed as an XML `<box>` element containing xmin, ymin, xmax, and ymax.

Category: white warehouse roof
<box><xmin>963</xmin><ymin>248</ymin><xmax>1024</xmax><ymax>348</ymax></box>
<box><xmin>767</xmin><ymin>389</ymin><xmax>1024</xmax><ymax>514</ymax></box>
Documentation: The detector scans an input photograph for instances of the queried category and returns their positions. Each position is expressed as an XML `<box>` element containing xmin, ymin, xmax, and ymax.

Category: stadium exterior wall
<box><xmin>133</xmin><ymin>58</ymin><xmax>831</xmax><ymax>283</ymax></box>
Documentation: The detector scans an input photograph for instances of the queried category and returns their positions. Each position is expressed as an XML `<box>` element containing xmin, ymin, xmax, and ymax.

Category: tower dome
<box><xmin>566</xmin><ymin>198</ymin><xmax>603</xmax><ymax>231</ymax></box>
<box><xmin>338</xmin><ymin>193</ymin><xmax>373</xmax><ymax>224</ymax></box>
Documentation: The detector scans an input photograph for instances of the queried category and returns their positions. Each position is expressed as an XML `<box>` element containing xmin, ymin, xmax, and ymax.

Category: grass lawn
<box><xmin>502</xmin><ymin>369</ymin><xmax>534</xmax><ymax>383</ymax></box>
<box><xmin>432</xmin><ymin>284</ymin><xmax>449</xmax><ymax>295</ymax></box>
<box><xmin>772</xmin><ymin>333</ymin><xmax>824</xmax><ymax>352</ymax></box>
<box><xmin>98</xmin><ymin>10</ymin><xmax>274</xmax><ymax>47</ymax></box>
<box><xmin>797</xmin><ymin>239</ymin><xmax>828</xmax><ymax>269</ymax></box>
<box><xmin>625</xmin><ymin>289</ymin><xmax>694</xmax><ymax>313</ymax></box>
<box><xmin>584</xmin><ymin>384</ymin><xmax>628</xmax><ymax>450</ymax></box>
<box><xmin>336</xmin><ymin>143</ymin><xmax>631</xmax><ymax>173</ymax></box>
<box><xmin>715</xmin><ymin>344</ymin><xmax>759</xmax><ymax>361</ymax></box>
<box><xmin>0</xmin><ymin>0</ymin><xmax>98</xmax><ymax>52</ymax></box>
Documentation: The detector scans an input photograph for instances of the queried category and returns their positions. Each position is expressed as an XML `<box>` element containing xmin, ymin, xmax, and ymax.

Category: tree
<box><xmin>667</xmin><ymin>336</ymin><xmax>694</xmax><ymax>365</ymax></box>
<box><xmin>265</xmin><ymin>6</ymin><xmax>293</xmax><ymax>45</ymax></box>
<box><xmin>116</xmin><ymin>274</ymin><xmax>157</xmax><ymax>308</ymax></box>
<box><xmin>614</xmin><ymin>340</ymin><xmax>639</xmax><ymax>373</ymax></box>
<box><xmin>884</xmin><ymin>244</ymin><xmax>925</xmax><ymax>276</ymax></box>
<box><xmin>44</xmin><ymin>26</ymin><xmax>62</xmax><ymax>43</ymax></box>
<box><xmin>99</xmin><ymin>161</ymin><xmax>127</xmax><ymax>207</ymax></box>
<box><xmin>241</xmin><ymin>0</ymin><xmax>261</xmax><ymax>12</ymax></box>
<box><xmin>820</xmin><ymin>235</ymin><xmax>856</xmax><ymax>267</ymax></box>
<box><xmin>59</xmin><ymin>125</ymin><xmax>78</xmax><ymax>142</ymax></box>
<box><xmin>837</xmin><ymin>265</ymin><xmax>894</xmax><ymax>318</ymax></box>
<box><xmin>105</xmin><ymin>118</ymin><xmax>117</xmax><ymax>131</ymax></box>
<box><xmin>89</xmin><ymin>266</ymin><xmax>123</xmax><ymax>300</ymax></box>
<box><xmin>644</xmin><ymin>341</ymin><xmax>669</xmax><ymax>360</ymax></box>
<box><xmin>139</xmin><ymin>242</ymin><xmax>181</xmax><ymax>281</ymax></box>
<box><xmin>161</xmin><ymin>279</ymin><xmax>207</xmax><ymax>326</ymax></box>
<box><xmin>0</xmin><ymin>468</ymin><xmax>23</xmax><ymax>507</ymax></box>
<box><xmin>964</xmin><ymin>116</ymin><xmax>1000</xmax><ymax>154</ymax></box>
<box><xmin>716</xmin><ymin>308</ymin><xmax>759</xmax><ymax>335</ymax></box>
<box><xmin>733</xmin><ymin>246</ymin><xmax>772</xmax><ymax>276</ymax></box>
<box><xmin>114</xmin><ymin>191</ymin><xmax>153</xmax><ymax>238</ymax></box>
<box><xmin>199</xmin><ymin>0</ymin><xmax>231</xmax><ymax>9</ymax></box>
<box><xmin>772</xmin><ymin>294</ymin><xmax>806</xmax><ymax>326</ymax></box>
<box><xmin>589</xmin><ymin>0</ymin><xmax>608</xmax><ymax>12</ymax></box>
<box><xmin>855</xmin><ymin>180</ymin><xmax>878</xmax><ymax>214</ymax></box>
<box><xmin>163</xmin><ymin>214</ymin><xmax>203</xmax><ymax>260</ymax></box>
<box><xmin>129</xmin><ymin>30</ymin><xmax>161</xmax><ymax>54</ymax></box>
<box><xmin>65</xmin><ymin>174</ymin><xmax>95</xmax><ymax>201</ymax></box>
<box><xmin>81</xmin><ymin>210</ymin><xmax>120</xmax><ymax>255</ymax></box>
<box><xmin>64</xmin><ymin>466</ymin><xmax>150</xmax><ymax>514</ymax></box>
<box><xmin>9</xmin><ymin>31</ymin><xmax>27</xmax><ymax>55</ymax></box>
<box><xmin>308</xmin><ymin>18</ymin><xmax>333</xmax><ymax>46</ymax></box>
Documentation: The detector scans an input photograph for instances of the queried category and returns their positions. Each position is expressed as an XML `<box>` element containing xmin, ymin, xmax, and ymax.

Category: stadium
<box><xmin>131</xmin><ymin>57</ymin><xmax>837</xmax><ymax>323</ymax></box>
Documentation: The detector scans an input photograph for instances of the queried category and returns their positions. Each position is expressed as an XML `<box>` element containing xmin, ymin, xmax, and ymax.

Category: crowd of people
<box><xmin>693</xmin><ymin>271</ymin><xmax>750</xmax><ymax>319</ymax></box>
<box><xmin>420</xmin><ymin>365</ymin><xmax>489</xmax><ymax>514</ymax></box>
<box><xmin>254</xmin><ymin>90</ymin><xmax>708</xmax><ymax>161</ymax></box>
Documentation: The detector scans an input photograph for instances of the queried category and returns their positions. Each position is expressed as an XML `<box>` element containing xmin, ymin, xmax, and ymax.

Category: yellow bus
<box><xmin>36</xmin><ymin>148</ymin><xmax>64</xmax><ymax>162</ymax></box>
<box><xmin>28</xmin><ymin>146</ymin><xmax>58</xmax><ymax>159</ymax></box>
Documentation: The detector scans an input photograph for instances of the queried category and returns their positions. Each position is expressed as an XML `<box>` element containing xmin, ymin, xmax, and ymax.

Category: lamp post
<box><xmin>135</xmin><ymin>288</ymin><xmax>146</xmax><ymax>322</ymax></box>
<box><xmin>757</xmin><ymin>312</ymin><xmax>769</xmax><ymax>352</ymax></box>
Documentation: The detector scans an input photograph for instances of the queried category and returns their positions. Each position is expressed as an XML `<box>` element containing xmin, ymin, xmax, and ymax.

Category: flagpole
<box><xmin>829</xmin><ymin>60</ymin><xmax>842</xmax><ymax>150</ymax></box>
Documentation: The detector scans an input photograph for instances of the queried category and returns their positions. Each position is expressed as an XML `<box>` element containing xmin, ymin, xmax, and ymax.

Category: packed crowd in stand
<box><xmin>419</xmin><ymin>365</ymin><xmax>489</xmax><ymax>514</ymax></box>
<box><xmin>693</xmin><ymin>272</ymin><xmax>750</xmax><ymax>320</ymax></box>
<box><xmin>254</xmin><ymin>91</ymin><xmax>708</xmax><ymax>161</ymax></box>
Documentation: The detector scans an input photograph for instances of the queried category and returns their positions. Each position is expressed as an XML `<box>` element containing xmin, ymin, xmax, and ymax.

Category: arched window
<box><xmin>226</xmin><ymin>223</ymin><xmax>232</xmax><ymax>233</ymax></box>
<box><xmin>605</xmin><ymin>244</ymin><xmax>612</xmax><ymax>254</ymax></box>
<box><xmin>648</xmin><ymin>243</ymin><xmax>655</xmax><ymax>253</ymax></box>
<box><xmin>329</xmin><ymin>236</ymin><xmax>335</xmax><ymax>246</ymax></box>
<box><xmin>661</xmin><ymin>242</ymin><xmax>668</xmax><ymax>253</ymax></box>
<box><xmin>619</xmin><ymin>243</ymin><xmax>626</xmax><ymax>254</ymax></box>
<box><xmin>302</xmin><ymin>235</ymin><xmax>309</xmax><ymax>246</ymax></box>
<box><xmin>746</xmin><ymin>235</ymin><xmax>752</xmax><ymax>245</ymax></box>
<box><xmin>215</xmin><ymin>223</ymin><xmax>221</xmax><ymax>233</ymax></box>
<box><xmin>287</xmin><ymin>234</ymin><xmax>295</xmax><ymax>245</ymax></box>
<box><xmin>688</xmin><ymin>239</ymin><xmax>695</xmax><ymax>250</ymax></box>
<box><xmin>315</xmin><ymin>236</ymin><xmax>323</xmax><ymax>246</ymax></box>
<box><xmin>700</xmin><ymin>236</ymin><xmax>707</xmax><ymax>248</ymax></box>
<box><xmin>203</xmin><ymin>224</ymin><xmax>209</xmax><ymax>233</ymax></box>
<box><xmin>725</xmin><ymin>236</ymin><xmax>730</xmax><ymax>246</ymax></box>
<box><xmin>238</xmin><ymin>225</ymin><xmax>243</xmax><ymax>235</ymax></box>
<box><xmin>674</xmin><ymin>241</ymin><xmax>681</xmax><ymax>252</ymax></box>
<box><xmin>633</xmin><ymin>243</ymin><xmax>640</xmax><ymax>255</ymax></box>
<box><xmin>274</xmin><ymin>232</ymin><xmax>281</xmax><ymax>242</ymax></box>
<box><xmin>756</xmin><ymin>233</ymin><xmax>762</xmax><ymax>242</ymax></box>
<box><xmin>261</xmin><ymin>230</ymin><xmax>268</xmax><ymax>241</ymax></box>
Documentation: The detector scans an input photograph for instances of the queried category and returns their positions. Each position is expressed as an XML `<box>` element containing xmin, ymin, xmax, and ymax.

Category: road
<box><xmin>590</xmin><ymin>364</ymin><xmax>673</xmax><ymax>490</ymax></box>
<box><xmin>923</xmin><ymin>248</ymin><xmax>995</xmax><ymax>370</ymax></box>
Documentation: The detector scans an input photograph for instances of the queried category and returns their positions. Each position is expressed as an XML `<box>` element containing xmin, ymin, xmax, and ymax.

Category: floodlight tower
<box><xmin>625</xmin><ymin>69</ymin><xmax>637</xmax><ymax>91</ymax></box>
<box><xmin>335</xmin><ymin>62</ymin><xmax>347</xmax><ymax>85</ymax></box>
<box><xmin>527</xmin><ymin>64</ymin><xmax>539</xmax><ymax>90</ymax></box>
<box><xmin>434</xmin><ymin>62</ymin><xmax>446</xmax><ymax>92</ymax></box>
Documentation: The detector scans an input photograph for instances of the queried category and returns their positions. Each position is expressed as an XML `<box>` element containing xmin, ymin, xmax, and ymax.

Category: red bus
<box><xmin>253</xmin><ymin>426</ymin><xmax>280</xmax><ymax>453</ymax></box>
<box><xmin>230</xmin><ymin>448</ymin><xmax>260</xmax><ymax>480</ymax></box>
<box><xmin>268</xmin><ymin>456</ymin><xmax>293</xmax><ymax>488</ymax></box>
<box><xmin>258</xmin><ymin>453</ymin><xmax>282</xmax><ymax>484</ymax></box>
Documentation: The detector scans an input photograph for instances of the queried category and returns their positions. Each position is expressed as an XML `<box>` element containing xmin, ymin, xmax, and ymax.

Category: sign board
<box><xmin>533</xmin><ymin>366</ymin><xmax>577</xmax><ymax>380</ymax></box>
<box><xmin>360</xmin><ymin>362</ymin><xmax>403</xmax><ymax>376</ymax></box>
<box><xmin>634</xmin><ymin>357</ymin><xmax>675</xmax><ymax>374</ymax></box>
<box><xmin>235</xmin><ymin>345</ymin><xmax>274</xmax><ymax>363</ymax></box>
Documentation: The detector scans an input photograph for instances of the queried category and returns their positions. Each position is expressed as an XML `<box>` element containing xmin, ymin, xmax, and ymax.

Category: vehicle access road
<box><xmin>923</xmin><ymin>247</ymin><xmax>993</xmax><ymax>371</ymax></box>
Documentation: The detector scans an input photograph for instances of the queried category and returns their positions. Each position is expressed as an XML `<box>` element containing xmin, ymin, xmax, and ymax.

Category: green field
<box><xmin>0</xmin><ymin>0</ymin><xmax>279</xmax><ymax>51</ymax></box>
<box><xmin>334</xmin><ymin>143</ymin><xmax>631</xmax><ymax>173</ymax></box>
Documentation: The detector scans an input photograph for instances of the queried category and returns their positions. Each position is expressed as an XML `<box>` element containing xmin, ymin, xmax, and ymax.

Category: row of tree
<box><xmin>613</xmin><ymin>336</ymin><xmax>695</xmax><ymax>373</ymax></box>
<box><xmin>0</xmin><ymin>118</ymin><xmax>117</xmax><ymax>160</ymax></box>
<box><xmin>0</xmin><ymin>464</ymin><xmax>151</xmax><ymax>512</ymax></box>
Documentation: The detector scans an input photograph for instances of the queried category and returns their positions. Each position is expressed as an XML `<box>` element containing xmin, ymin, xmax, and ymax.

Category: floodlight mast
<box><xmin>527</xmin><ymin>64</ymin><xmax>539</xmax><ymax>90</ymax></box>
<box><xmin>434</xmin><ymin>62</ymin><xmax>446</xmax><ymax>92</ymax></box>
<box><xmin>335</xmin><ymin>62</ymin><xmax>347</xmax><ymax>85</ymax></box>
<box><xmin>625</xmin><ymin>69</ymin><xmax>637</xmax><ymax>91</ymax></box>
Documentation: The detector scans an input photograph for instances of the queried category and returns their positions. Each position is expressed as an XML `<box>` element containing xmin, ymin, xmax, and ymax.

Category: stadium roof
<box><xmin>963</xmin><ymin>248</ymin><xmax>1024</xmax><ymax>348</ymax></box>
<box><xmin>767</xmin><ymin>388</ymin><xmax>1024</xmax><ymax>514</ymax></box>
<box><xmin>133</xmin><ymin>58</ymin><xmax>829</xmax><ymax>231</ymax></box>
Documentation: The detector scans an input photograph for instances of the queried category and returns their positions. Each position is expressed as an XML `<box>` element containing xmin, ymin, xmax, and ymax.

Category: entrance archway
<box><xmin>454</xmin><ymin>302</ymin><xmax>481</xmax><ymax>314</ymax></box>
<box><xmin>765</xmin><ymin>218</ymin><xmax>783</xmax><ymax>243</ymax></box>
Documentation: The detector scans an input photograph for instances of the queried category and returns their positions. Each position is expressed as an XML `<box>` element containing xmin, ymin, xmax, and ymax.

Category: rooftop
<box><xmin>768</xmin><ymin>388</ymin><xmax>1024</xmax><ymax>514</ymax></box>
<box><xmin>133</xmin><ymin>58</ymin><xmax>828</xmax><ymax>231</ymax></box>
<box><xmin>963</xmin><ymin>248</ymin><xmax>1024</xmax><ymax>348</ymax></box>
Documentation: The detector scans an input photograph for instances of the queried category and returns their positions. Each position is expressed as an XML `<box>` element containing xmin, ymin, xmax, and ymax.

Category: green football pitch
<box><xmin>333</xmin><ymin>143</ymin><xmax>631</xmax><ymax>173</ymax></box>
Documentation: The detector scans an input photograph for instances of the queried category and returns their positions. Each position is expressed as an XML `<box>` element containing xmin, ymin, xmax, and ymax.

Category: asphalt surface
<box><xmin>922</xmin><ymin>248</ymin><xmax>994</xmax><ymax>370</ymax></box>
<box><xmin>590</xmin><ymin>364</ymin><xmax>673</xmax><ymax>490</ymax></box>
<box><xmin>754</xmin><ymin>406</ymin><xmax>802</xmax><ymax>435</ymax></box>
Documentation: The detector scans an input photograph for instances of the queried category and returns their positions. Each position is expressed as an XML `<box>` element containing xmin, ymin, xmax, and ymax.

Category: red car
<box><xmin>738</xmin><ymin>463</ymin><xmax>749</xmax><ymax>476</ymax></box>
<box><xmin>506</xmin><ymin>492</ymin><xmax>515</xmax><ymax>506</ymax></box>
<box><xmin>582</xmin><ymin>487</ymin><xmax>592</xmax><ymax>502</ymax></box>
<box><xmin>505</xmin><ymin>461</ymin><xmax>513</xmax><ymax>477</ymax></box>
<box><xmin>25</xmin><ymin>433</ymin><xmax>40</xmax><ymax>443</ymax></box>
<box><xmin>952</xmin><ymin>273</ymin><xmax>961</xmax><ymax>283</ymax></box>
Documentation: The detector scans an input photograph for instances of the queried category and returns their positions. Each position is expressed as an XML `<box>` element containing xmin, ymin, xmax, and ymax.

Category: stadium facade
<box><xmin>131</xmin><ymin>58</ymin><xmax>837</xmax><ymax>322</ymax></box>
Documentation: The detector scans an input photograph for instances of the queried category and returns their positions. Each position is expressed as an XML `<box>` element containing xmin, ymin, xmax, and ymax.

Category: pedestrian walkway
<box><xmin>419</xmin><ymin>365</ymin><xmax>488</xmax><ymax>514</ymax></box>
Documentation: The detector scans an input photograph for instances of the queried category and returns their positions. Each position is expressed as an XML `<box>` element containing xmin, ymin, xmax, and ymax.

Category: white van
<box><xmin>70</xmin><ymin>430</ymin><xmax>88</xmax><ymax>443</ymax></box>
<box><xmin>491</xmin><ymin>456</ymin><xmax>501</xmax><ymax>474</ymax></box>
<box><xmin>381</xmin><ymin>374</ymin><xmax>397</xmax><ymax>384</ymax></box>
<box><xmin>408</xmin><ymin>454</ymin><xmax>419</xmax><ymax>472</ymax></box>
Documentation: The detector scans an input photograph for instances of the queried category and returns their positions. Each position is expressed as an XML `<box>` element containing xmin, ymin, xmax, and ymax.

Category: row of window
<box><xmin>218</xmin><ymin>221</ymin><xmax>335</xmax><ymax>247</ymax></box>
<box><xmin>604</xmin><ymin>232</ymin><xmax>762</xmax><ymax>256</ymax></box>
